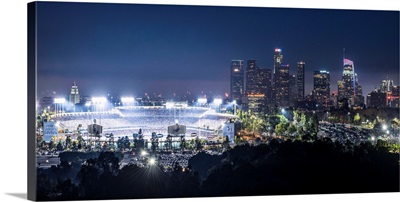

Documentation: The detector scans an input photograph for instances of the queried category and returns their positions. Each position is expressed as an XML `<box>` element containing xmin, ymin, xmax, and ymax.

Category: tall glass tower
<box><xmin>69</xmin><ymin>81</ymin><xmax>80</xmax><ymax>104</ymax></box>
<box><xmin>273</xmin><ymin>48</ymin><xmax>289</xmax><ymax>107</ymax></box>
<box><xmin>230</xmin><ymin>60</ymin><xmax>244</xmax><ymax>104</ymax></box>
<box><xmin>297</xmin><ymin>61</ymin><xmax>305</xmax><ymax>101</ymax></box>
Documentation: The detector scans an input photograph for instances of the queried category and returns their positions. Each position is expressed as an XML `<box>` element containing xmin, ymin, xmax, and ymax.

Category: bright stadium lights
<box><xmin>382</xmin><ymin>124</ymin><xmax>387</xmax><ymax>130</ymax></box>
<box><xmin>198</xmin><ymin>98</ymin><xmax>207</xmax><ymax>104</ymax></box>
<box><xmin>121</xmin><ymin>97</ymin><xmax>135</xmax><ymax>103</ymax></box>
<box><xmin>54</xmin><ymin>98</ymin><xmax>66</xmax><ymax>115</ymax></box>
<box><xmin>92</xmin><ymin>97</ymin><xmax>107</xmax><ymax>105</ymax></box>
<box><xmin>54</xmin><ymin>98</ymin><xmax>66</xmax><ymax>104</ymax></box>
<box><xmin>213</xmin><ymin>98</ymin><xmax>222</xmax><ymax>105</ymax></box>
<box><xmin>166</xmin><ymin>102</ymin><xmax>175</xmax><ymax>109</ymax></box>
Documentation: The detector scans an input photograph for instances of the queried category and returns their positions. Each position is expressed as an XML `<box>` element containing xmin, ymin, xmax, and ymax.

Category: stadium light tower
<box><xmin>92</xmin><ymin>97</ymin><xmax>107</xmax><ymax>111</ymax></box>
<box><xmin>214</xmin><ymin>98</ymin><xmax>222</xmax><ymax>112</ymax></box>
<box><xmin>166</xmin><ymin>102</ymin><xmax>175</xmax><ymax>109</ymax></box>
<box><xmin>54</xmin><ymin>98</ymin><xmax>66</xmax><ymax>115</ymax></box>
<box><xmin>121</xmin><ymin>97</ymin><xmax>135</xmax><ymax>107</ymax></box>
<box><xmin>198</xmin><ymin>98</ymin><xmax>207</xmax><ymax>107</ymax></box>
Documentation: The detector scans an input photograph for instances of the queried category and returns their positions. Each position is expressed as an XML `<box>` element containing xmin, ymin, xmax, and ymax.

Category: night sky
<box><xmin>36</xmin><ymin>2</ymin><xmax>399</xmax><ymax>99</ymax></box>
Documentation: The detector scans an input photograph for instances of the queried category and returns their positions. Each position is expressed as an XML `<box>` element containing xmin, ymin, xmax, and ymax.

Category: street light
<box><xmin>141</xmin><ymin>150</ymin><xmax>148</xmax><ymax>156</ymax></box>
<box><xmin>148</xmin><ymin>157</ymin><xmax>156</xmax><ymax>165</ymax></box>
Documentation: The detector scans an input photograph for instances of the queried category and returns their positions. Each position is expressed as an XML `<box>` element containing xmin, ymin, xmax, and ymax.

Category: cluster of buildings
<box><xmin>367</xmin><ymin>78</ymin><xmax>400</xmax><ymax>108</ymax></box>
<box><xmin>229</xmin><ymin>48</ymin><xmax>399</xmax><ymax>117</ymax></box>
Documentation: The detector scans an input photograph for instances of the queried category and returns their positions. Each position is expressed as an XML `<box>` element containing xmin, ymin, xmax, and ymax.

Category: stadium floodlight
<box><xmin>148</xmin><ymin>158</ymin><xmax>156</xmax><ymax>165</ymax></box>
<box><xmin>382</xmin><ymin>124</ymin><xmax>387</xmax><ymax>130</ymax></box>
<box><xmin>54</xmin><ymin>98</ymin><xmax>66</xmax><ymax>104</ymax></box>
<box><xmin>166</xmin><ymin>102</ymin><xmax>175</xmax><ymax>109</ymax></box>
<box><xmin>92</xmin><ymin>97</ymin><xmax>107</xmax><ymax>104</ymax></box>
<box><xmin>198</xmin><ymin>98</ymin><xmax>207</xmax><ymax>104</ymax></box>
<box><xmin>213</xmin><ymin>98</ymin><xmax>222</xmax><ymax>105</ymax></box>
<box><xmin>121</xmin><ymin>97</ymin><xmax>135</xmax><ymax>103</ymax></box>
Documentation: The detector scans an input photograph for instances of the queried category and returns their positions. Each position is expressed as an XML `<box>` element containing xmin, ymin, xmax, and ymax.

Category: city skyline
<box><xmin>37</xmin><ymin>2</ymin><xmax>399</xmax><ymax>99</ymax></box>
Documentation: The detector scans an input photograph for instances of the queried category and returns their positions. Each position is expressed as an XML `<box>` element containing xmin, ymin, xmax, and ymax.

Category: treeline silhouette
<box><xmin>37</xmin><ymin>138</ymin><xmax>399</xmax><ymax>200</ymax></box>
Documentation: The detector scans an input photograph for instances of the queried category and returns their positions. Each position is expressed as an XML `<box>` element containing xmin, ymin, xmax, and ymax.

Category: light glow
<box><xmin>148</xmin><ymin>158</ymin><xmax>156</xmax><ymax>165</ymax></box>
<box><xmin>198</xmin><ymin>98</ymin><xmax>207</xmax><ymax>104</ymax></box>
<box><xmin>121</xmin><ymin>97</ymin><xmax>135</xmax><ymax>103</ymax></box>
<box><xmin>92</xmin><ymin>97</ymin><xmax>107</xmax><ymax>104</ymax></box>
<box><xmin>213</xmin><ymin>98</ymin><xmax>222</xmax><ymax>105</ymax></box>
<box><xmin>54</xmin><ymin>98</ymin><xmax>66</xmax><ymax>104</ymax></box>
<box><xmin>166</xmin><ymin>102</ymin><xmax>175</xmax><ymax>109</ymax></box>
<box><xmin>141</xmin><ymin>150</ymin><xmax>148</xmax><ymax>156</ymax></box>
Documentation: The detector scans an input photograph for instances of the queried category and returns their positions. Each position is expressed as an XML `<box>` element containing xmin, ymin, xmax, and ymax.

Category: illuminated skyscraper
<box><xmin>257</xmin><ymin>68</ymin><xmax>272</xmax><ymax>104</ymax></box>
<box><xmin>69</xmin><ymin>81</ymin><xmax>80</xmax><ymax>104</ymax></box>
<box><xmin>313</xmin><ymin>70</ymin><xmax>330</xmax><ymax>108</ymax></box>
<box><xmin>289</xmin><ymin>74</ymin><xmax>297</xmax><ymax>107</ymax></box>
<box><xmin>245</xmin><ymin>94</ymin><xmax>266</xmax><ymax>117</ymax></box>
<box><xmin>230</xmin><ymin>60</ymin><xmax>244</xmax><ymax>104</ymax></box>
<box><xmin>273</xmin><ymin>49</ymin><xmax>289</xmax><ymax>107</ymax></box>
<box><xmin>246</xmin><ymin>59</ymin><xmax>258</xmax><ymax>94</ymax></box>
<box><xmin>297</xmin><ymin>61</ymin><xmax>305</xmax><ymax>101</ymax></box>
<box><xmin>273</xmin><ymin>48</ymin><xmax>283</xmax><ymax>68</ymax></box>
<box><xmin>380</xmin><ymin>77</ymin><xmax>395</xmax><ymax>92</ymax></box>
<box><xmin>337</xmin><ymin>58</ymin><xmax>363</xmax><ymax>106</ymax></box>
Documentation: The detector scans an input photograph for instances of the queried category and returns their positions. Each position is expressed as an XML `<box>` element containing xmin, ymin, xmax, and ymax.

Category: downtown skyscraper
<box><xmin>257</xmin><ymin>68</ymin><xmax>272</xmax><ymax>104</ymax></box>
<box><xmin>337</xmin><ymin>58</ymin><xmax>364</xmax><ymax>107</ymax></box>
<box><xmin>230</xmin><ymin>60</ymin><xmax>244</xmax><ymax>104</ymax></box>
<box><xmin>246</xmin><ymin>59</ymin><xmax>258</xmax><ymax>94</ymax></box>
<box><xmin>273</xmin><ymin>49</ymin><xmax>290</xmax><ymax>108</ymax></box>
<box><xmin>297</xmin><ymin>61</ymin><xmax>305</xmax><ymax>101</ymax></box>
<box><xmin>69</xmin><ymin>81</ymin><xmax>80</xmax><ymax>104</ymax></box>
<box><xmin>313</xmin><ymin>70</ymin><xmax>330</xmax><ymax>108</ymax></box>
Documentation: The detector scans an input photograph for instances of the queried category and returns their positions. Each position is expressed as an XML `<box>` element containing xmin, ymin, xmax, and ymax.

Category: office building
<box><xmin>273</xmin><ymin>49</ymin><xmax>290</xmax><ymax>107</ymax></box>
<box><xmin>297</xmin><ymin>61</ymin><xmax>305</xmax><ymax>101</ymax></box>
<box><xmin>69</xmin><ymin>81</ymin><xmax>80</xmax><ymax>104</ymax></box>
<box><xmin>246</xmin><ymin>59</ymin><xmax>258</xmax><ymax>94</ymax></box>
<box><xmin>313</xmin><ymin>70</ymin><xmax>330</xmax><ymax>109</ymax></box>
<box><xmin>230</xmin><ymin>60</ymin><xmax>244</xmax><ymax>104</ymax></box>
